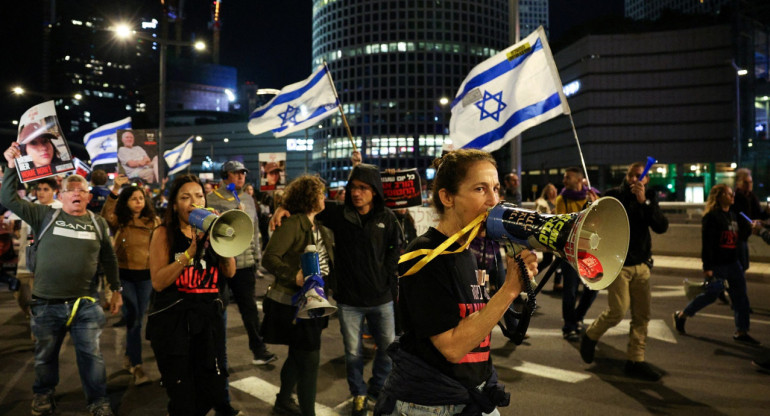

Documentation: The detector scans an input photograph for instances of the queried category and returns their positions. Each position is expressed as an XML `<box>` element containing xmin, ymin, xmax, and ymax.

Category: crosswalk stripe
<box><xmin>508</xmin><ymin>361</ymin><xmax>591</xmax><ymax>383</ymax></box>
<box><xmin>230</xmin><ymin>376</ymin><xmax>340</xmax><ymax>416</ymax></box>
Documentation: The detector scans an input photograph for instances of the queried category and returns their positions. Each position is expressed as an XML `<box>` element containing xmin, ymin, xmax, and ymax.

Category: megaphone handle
<box><xmin>503</xmin><ymin>242</ymin><xmax>537</xmax><ymax>345</ymax></box>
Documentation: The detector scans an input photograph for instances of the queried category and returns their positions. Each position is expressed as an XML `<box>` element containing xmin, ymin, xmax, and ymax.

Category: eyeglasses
<box><xmin>349</xmin><ymin>184</ymin><xmax>373</xmax><ymax>193</ymax></box>
<box><xmin>63</xmin><ymin>188</ymin><xmax>89</xmax><ymax>194</ymax></box>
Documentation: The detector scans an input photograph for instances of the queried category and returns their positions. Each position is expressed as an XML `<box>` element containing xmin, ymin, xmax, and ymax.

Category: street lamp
<box><xmin>113</xmin><ymin>23</ymin><xmax>206</xmax><ymax>177</ymax></box>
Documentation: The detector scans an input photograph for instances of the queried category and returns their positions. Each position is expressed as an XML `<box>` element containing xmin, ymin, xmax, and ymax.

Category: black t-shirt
<box><xmin>151</xmin><ymin>227</ymin><xmax>222</xmax><ymax>310</ymax></box>
<box><xmin>398</xmin><ymin>227</ymin><xmax>493</xmax><ymax>388</ymax></box>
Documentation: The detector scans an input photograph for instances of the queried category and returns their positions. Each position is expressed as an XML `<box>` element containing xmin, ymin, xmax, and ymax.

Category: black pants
<box><xmin>222</xmin><ymin>266</ymin><xmax>266</xmax><ymax>355</ymax></box>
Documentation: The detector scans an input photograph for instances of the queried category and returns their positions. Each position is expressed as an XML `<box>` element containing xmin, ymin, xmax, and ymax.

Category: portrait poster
<box><xmin>259</xmin><ymin>152</ymin><xmax>286</xmax><ymax>192</ymax></box>
<box><xmin>116</xmin><ymin>129</ymin><xmax>159</xmax><ymax>185</ymax></box>
<box><xmin>15</xmin><ymin>101</ymin><xmax>74</xmax><ymax>183</ymax></box>
<box><xmin>381</xmin><ymin>168</ymin><xmax>423</xmax><ymax>208</ymax></box>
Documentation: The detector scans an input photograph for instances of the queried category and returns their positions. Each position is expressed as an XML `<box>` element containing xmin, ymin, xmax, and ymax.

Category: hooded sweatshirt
<box><xmin>317</xmin><ymin>163</ymin><xmax>400</xmax><ymax>306</ymax></box>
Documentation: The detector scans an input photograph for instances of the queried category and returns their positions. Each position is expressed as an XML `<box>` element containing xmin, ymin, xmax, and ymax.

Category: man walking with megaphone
<box><xmin>208</xmin><ymin>161</ymin><xmax>276</xmax><ymax>369</ymax></box>
<box><xmin>580</xmin><ymin>162</ymin><xmax>669</xmax><ymax>381</ymax></box>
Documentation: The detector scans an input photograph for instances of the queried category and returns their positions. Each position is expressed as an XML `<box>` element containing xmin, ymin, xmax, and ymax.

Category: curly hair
<box><xmin>115</xmin><ymin>186</ymin><xmax>157</xmax><ymax>227</ymax></box>
<box><xmin>430</xmin><ymin>149</ymin><xmax>496</xmax><ymax>215</ymax></box>
<box><xmin>283</xmin><ymin>175</ymin><xmax>326</xmax><ymax>214</ymax></box>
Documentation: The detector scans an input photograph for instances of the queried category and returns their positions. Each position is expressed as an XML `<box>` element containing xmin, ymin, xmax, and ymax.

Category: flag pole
<box><xmin>323</xmin><ymin>60</ymin><xmax>357</xmax><ymax>153</ymax></box>
<box><xmin>567</xmin><ymin>114</ymin><xmax>592</xmax><ymax>190</ymax></box>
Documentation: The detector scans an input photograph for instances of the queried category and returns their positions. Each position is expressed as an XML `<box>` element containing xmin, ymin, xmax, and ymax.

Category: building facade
<box><xmin>309</xmin><ymin>0</ymin><xmax>512</xmax><ymax>188</ymax></box>
<box><xmin>520</xmin><ymin>25</ymin><xmax>747</xmax><ymax>202</ymax></box>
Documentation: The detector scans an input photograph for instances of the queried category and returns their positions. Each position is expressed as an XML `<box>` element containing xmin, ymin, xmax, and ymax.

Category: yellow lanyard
<box><xmin>399</xmin><ymin>211</ymin><xmax>488</xmax><ymax>278</ymax></box>
<box><xmin>65</xmin><ymin>296</ymin><xmax>96</xmax><ymax>327</ymax></box>
<box><xmin>213</xmin><ymin>190</ymin><xmax>235</xmax><ymax>202</ymax></box>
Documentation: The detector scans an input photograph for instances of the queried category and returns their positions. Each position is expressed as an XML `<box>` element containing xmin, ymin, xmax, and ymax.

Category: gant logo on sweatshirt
<box><xmin>376</xmin><ymin>223</ymin><xmax>385</xmax><ymax>228</ymax></box>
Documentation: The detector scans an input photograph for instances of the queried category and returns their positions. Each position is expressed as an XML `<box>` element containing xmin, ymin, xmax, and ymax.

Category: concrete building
<box><xmin>520</xmin><ymin>25</ymin><xmax>754</xmax><ymax>202</ymax></box>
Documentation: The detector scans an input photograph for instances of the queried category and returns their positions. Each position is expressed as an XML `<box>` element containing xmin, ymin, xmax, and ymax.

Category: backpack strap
<box><xmin>86</xmin><ymin>210</ymin><xmax>104</xmax><ymax>242</ymax></box>
<box><xmin>33</xmin><ymin>208</ymin><xmax>62</xmax><ymax>247</ymax></box>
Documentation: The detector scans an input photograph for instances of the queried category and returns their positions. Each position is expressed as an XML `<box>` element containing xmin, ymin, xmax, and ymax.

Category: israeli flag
<box><xmin>450</xmin><ymin>27</ymin><xmax>570</xmax><ymax>153</ymax></box>
<box><xmin>83</xmin><ymin>117</ymin><xmax>131</xmax><ymax>166</ymax></box>
<box><xmin>164</xmin><ymin>136</ymin><xmax>194</xmax><ymax>175</ymax></box>
<box><xmin>248</xmin><ymin>65</ymin><xmax>339</xmax><ymax>137</ymax></box>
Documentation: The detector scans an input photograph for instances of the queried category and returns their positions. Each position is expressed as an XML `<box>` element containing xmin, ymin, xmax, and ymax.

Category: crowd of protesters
<box><xmin>0</xmin><ymin>142</ymin><xmax>768</xmax><ymax>416</ymax></box>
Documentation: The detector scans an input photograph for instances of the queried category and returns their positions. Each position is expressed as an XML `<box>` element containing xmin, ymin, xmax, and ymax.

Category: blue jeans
<box><xmin>122</xmin><ymin>278</ymin><xmax>152</xmax><ymax>366</ymax></box>
<box><xmin>683</xmin><ymin>261</ymin><xmax>750</xmax><ymax>332</ymax></box>
<box><xmin>561</xmin><ymin>265</ymin><xmax>597</xmax><ymax>333</ymax></box>
<box><xmin>31</xmin><ymin>298</ymin><xmax>108</xmax><ymax>405</ymax></box>
<box><xmin>338</xmin><ymin>302</ymin><xmax>395</xmax><ymax>397</ymax></box>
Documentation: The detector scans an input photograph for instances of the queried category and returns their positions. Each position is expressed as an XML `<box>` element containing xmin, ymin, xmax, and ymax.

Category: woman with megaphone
<box><xmin>262</xmin><ymin>175</ymin><xmax>335</xmax><ymax>416</ymax></box>
<box><xmin>145</xmin><ymin>175</ymin><xmax>236</xmax><ymax>416</ymax></box>
<box><xmin>375</xmin><ymin>149</ymin><xmax>538</xmax><ymax>416</ymax></box>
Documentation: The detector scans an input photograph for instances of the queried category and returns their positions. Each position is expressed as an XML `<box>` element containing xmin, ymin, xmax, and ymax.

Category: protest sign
<box><xmin>116</xmin><ymin>129</ymin><xmax>159</xmax><ymax>184</ymax></box>
<box><xmin>259</xmin><ymin>153</ymin><xmax>286</xmax><ymax>192</ymax></box>
<box><xmin>381</xmin><ymin>168</ymin><xmax>422</xmax><ymax>208</ymax></box>
<box><xmin>15</xmin><ymin>101</ymin><xmax>74</xmax><ymax>182</ymax></box>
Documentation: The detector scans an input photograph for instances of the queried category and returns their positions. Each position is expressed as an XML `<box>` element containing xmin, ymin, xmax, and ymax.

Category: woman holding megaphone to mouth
<box><xmin>374</xmin><ymin>149</ymin><xmax>538</xmax><ymax>416</ymax></box>
<box><xmin>146</xmin><ymin>175</ymin><xmax>236</xmax><ymax>416</ymax></box>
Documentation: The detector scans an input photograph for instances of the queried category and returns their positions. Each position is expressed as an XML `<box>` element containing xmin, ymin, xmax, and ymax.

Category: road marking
<box><xmin>231</xmin><ymin>376</ymin><xmax>340</xmax><ymax>416</ymax></box>
<box><xmin>595</xmin><ymin>285</ymin><xmax>686</xmax><ymax>298</ymax></box>
<box><xmin>497</xmin><ymin>319</ymin><xmax>677</xmax><ymax>343</ymax></box>
<box><xmin>583</xmin><ymin>319</ymin><xmax>677</xmax><ymax>343</ymax></box>
<box><xmin>696</xmin><ymin>312</ymin><xmax>770</xmax><ymax>325</ymax></box>
<box><xmin>508</xmin><ymin>361</ymin><xmax>591</xmax><ymax>383</ymax></box>
<box><xmin>0</xmin><ymin>355</ymin><xmax>33</xmax><ymax>405</ymax></box>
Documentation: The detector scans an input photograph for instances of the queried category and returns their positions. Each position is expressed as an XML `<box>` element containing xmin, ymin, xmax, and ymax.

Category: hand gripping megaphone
<box><xmin>188</xmin><ymin>208</ymin><xmax>254</xmax><ymax>257</ymax></box>
<box><xmin>293</xmin><ymin>245</ymin><xmax>337</xmax><ymax>320</ymax></box>
<box><xmin>486</xmin><ymin>197</ymin><xmax>630</xmax><ymax>290</ymax></box>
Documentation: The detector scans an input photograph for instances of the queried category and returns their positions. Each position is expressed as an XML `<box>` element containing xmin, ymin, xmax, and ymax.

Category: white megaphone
<box><xmin>188</xmin><ymin>208</ymin><xmax>254</xmax><ymax>257</ymax></box>
<box><xmin>295</xmin><ymin>245</ymin><xmax>337</xmax><ymax>319</ymax></box>
<box><xmin>486</xmin><ymin>197</ymin><xmax>630</xmax><ymax>290</ymax></box>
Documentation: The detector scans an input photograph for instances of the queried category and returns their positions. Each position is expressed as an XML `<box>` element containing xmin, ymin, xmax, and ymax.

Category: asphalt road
<box><xmin>0</xmin><ymin>268</ymin><xmax>768</xmax><ymax>416</ymax></box>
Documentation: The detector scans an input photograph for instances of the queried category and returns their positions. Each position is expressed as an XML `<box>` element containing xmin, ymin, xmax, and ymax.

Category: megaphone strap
<box><xmin>399</xmin><ymin>211</ymin><xmax>488</xmax><ymax>278</ymax></box>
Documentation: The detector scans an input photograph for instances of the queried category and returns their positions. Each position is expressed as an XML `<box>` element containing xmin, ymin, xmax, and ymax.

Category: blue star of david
<box><xmin>100</xmin><ymin>138</ymin><xmax>115</xmax><ymax>151</ymax></box>
<box><xmin>278</xmin><ymin>105</ymin><xmax>300</xmax><ymax>126</ymax></box>
<box><xmin>475</xmin><ymin>90</ymin><xmax>507</xmax><ymax>122</ymax></box>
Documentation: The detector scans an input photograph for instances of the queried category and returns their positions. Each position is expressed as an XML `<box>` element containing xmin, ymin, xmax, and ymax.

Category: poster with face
<box><xmin>116</xmin><ymin>129</ymin><xmax>159</xmax><ymax>185</ymax></box>
<box><xmin>259</xmin><ymin>152</ymin><xmax>286</xmax><ymax>192</ymax></box>
<box><xmin>15</xmin><ymin>101</ymin><xmax>74</xmax><ymax>183</ymax></box>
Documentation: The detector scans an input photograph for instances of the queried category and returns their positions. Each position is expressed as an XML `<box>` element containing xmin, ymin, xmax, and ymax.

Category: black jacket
<box><xmin>604</xmin><ymin>181</ymin><xmax>669</xmax><ymax>266</ymax></box>
<box><xmin>317</xmin><ymin>164</ymin><xmax>400</xmax><ymax>306</ymax></box>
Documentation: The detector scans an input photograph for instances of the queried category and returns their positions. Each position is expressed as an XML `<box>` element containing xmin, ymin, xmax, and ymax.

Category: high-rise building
<box><xmin>310</xmin><ymin>0</ymin><xmax>512</xmax><ymax>187</ymax></box>
<box><xmin>46</xmin><ymin>0</ymin><xmax>158</xmax><ymax>157</ymax></box>
<box><xmin>519</xmin><ymin>0</ymin><xmax>550</xmax><ymax>37</ymax></box>
<box><xmin>624</xmin><ymin>0</ymin><xmax>730</xmax><ymax>21</ymax></box>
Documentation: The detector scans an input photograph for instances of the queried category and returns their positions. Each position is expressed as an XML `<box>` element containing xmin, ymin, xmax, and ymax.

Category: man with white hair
<box><xmin>2</xmin><ymin>142</ymin><xmax>121</xmax><ymax>416</ymax></box>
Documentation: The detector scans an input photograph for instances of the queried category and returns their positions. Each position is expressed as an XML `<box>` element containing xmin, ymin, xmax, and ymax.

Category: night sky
<box><xmin>0</xmin><ymin>0</ymin><xmax>621</xmax><ymax>142</ymax></box>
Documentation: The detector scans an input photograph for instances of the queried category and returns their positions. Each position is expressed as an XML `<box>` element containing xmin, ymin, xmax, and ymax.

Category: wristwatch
<box><xmin>644</xmin><ymin>199</ymin><xmax>651</xmax><ymax>206</ymax></box>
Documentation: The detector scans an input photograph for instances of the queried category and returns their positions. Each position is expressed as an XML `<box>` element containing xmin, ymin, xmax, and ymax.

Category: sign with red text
<box><xmin>381</xmin><ymin>169</ymin><xmax>422</xmax><ymax>208</ymax></box>
<box><xmin>15</xmin><ymin>101</ymin><xmax>74</xmax><ymax>182</ymax></box>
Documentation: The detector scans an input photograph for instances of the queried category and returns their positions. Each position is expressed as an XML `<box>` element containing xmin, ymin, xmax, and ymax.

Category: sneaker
<box><xmin>88</xmin><ymin>400</ymin><xmax>114</xmax><ymax>416</ymax></box>
<box><xmin>734</xmin><ymin>333</ymin><xmax>761</xmax><ymax>346</ymax></box>
<box><xmin>563</xmin><ymin>330</ymin><xmax>580</xmax><ymax>342</ymax></box>
<box><xmin>351</xmin><ymin>395</ymin><xmax>368</xmax><ymax>416</ymax></box>
<box><xmin>580</xmin><ymin>333</ymin><xmax>597</xmax><ymax>364</ymax></box>
<box><xmin>577</xmin><ymin>320</ymin><xmax>586</xmax><ymax>332</ymax></box>
<box><xmin>253</xmin><ymin>349</ymin><xmax>278</xmax><ymax>365</ymax></box>
<box><xmin>31</xmin><ymin>392</ymin><xmax>55</xmax><ymax>416</ymax></box>
<box><xmin>624</xmin><ymin>360</ymin><xmax>662</xmax><ymax>382</ymax></box>
<box><xmin>132</xmin><ymin>364</ymin><xmax>151</xmax><ymax>386</ymax></box>
<box><xmin>672</xmin><ymin>311</ymin><xmax>686</xmax><ymax>334</ymax></box>
<box><xmin>752</xmin><ymin>359</ymin><xmax>770</xmax><ymax>374</ymax></box>
<box><xmin>273</xmin><ymin>394</ymin><xmax>301</xmax><ymax>416</ymax></box>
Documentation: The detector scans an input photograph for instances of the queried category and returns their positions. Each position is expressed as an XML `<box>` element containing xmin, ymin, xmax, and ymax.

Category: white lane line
<box><xmin>0</xmin><ymin>355</ymin><xmax>33</xmax><ymax>405</ymax></box>
<box><xmin>583</xmin><ymin>319</ymin><xmax>678</xmax><ymax>343</ymax></box>
<box><xmin>231</xmin><ymin>376</ymin><xmax>341</xmax><ymax>416</ymax></box>
<box><xmin>509</xmin><ymin>361</ymin><xmax>591</xmax><ymax>383</ymax></box>
<box><xmin>696</xmin><ymin>312</ymin><xmax>770</xmax><ymax>325</ymax></box>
